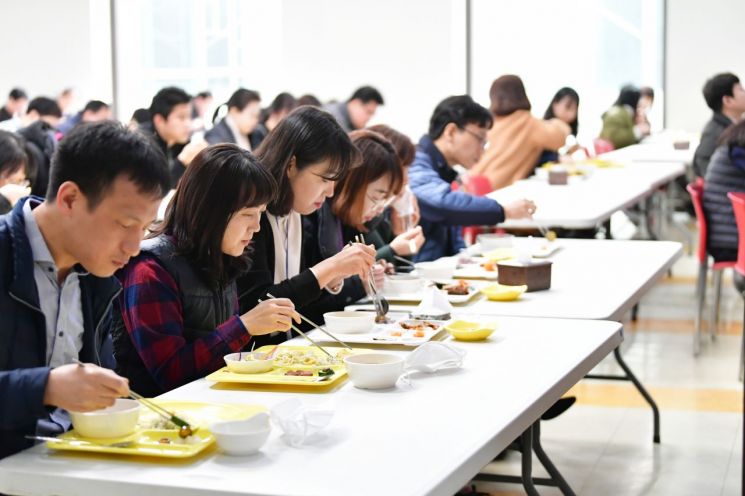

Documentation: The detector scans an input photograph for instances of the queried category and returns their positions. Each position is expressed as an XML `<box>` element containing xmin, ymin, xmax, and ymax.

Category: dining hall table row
<box><xmin>0</xmin><ymin>317</ymin><xmax>622</xmax><ymax>496</ymax></box>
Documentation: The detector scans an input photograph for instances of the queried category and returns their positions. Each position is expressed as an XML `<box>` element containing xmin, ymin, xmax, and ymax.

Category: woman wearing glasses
<box><xmin>301</xmin><ymin>129</ymin><xmax>404</xmax><ymax>317</ymax></box>
<box><xmin>236</xmin><ymin>106</ymin><xmax>378</xmax><ymax>333</ymax></box>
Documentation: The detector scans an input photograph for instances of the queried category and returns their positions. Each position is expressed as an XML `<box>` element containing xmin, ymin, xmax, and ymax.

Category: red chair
<box><xmin>688</xmin><ymin>180</ymin><xmax>736</xmax><ymax>355</ymax></box>
<box><xmin>726</xmin><ymin>192</ymin><xmax>745</xmax><ymax>380</ymax></box>
<box><xmin>593</xmin><ymin>138</ymin><xmax>615</xmax><ymax>155</ymax></box>
<box><xmin>459</xmin><ymin>174</ymin><xmax>497</xmax><ymax>245</ymax></box>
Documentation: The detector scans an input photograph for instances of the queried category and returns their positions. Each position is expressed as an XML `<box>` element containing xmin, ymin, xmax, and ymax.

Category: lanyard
<box><xmin>274</xmin><ymin>215</ymin><xmax>290</xmax><ymax>279</ymax></box>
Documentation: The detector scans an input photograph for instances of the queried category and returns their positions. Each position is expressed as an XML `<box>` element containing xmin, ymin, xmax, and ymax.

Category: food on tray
<box><xmin>400</xmin><ymin>320</ymin><xmax>439</xmax><ymax>331</ymax></box>
<box><xmin>159</xmin><ymin>438</ymin><xmax>171</xmax><ymax>444</ymax></box>
<box><xmin>139</xmin><ymin>413</ymin><xmax>197</xmax><ymax>431</ymax></box>
<box><xmin>480</xmin><ymin>261</ymin><xmax>497</xmax><ymax>272</ymax></box>
<box><xmin>334</xmin><ymin>348</ymin><xmax>355</xmax><ymax>361</ymax></box>
<box><xmin>544</xmin><ymin>230</ymin><xmax>557</xmax><ymax>242</ymax></box>
<box><xmin>285</xmin><ymin>370</ymin><xmax>314</xmax><ymax>376</ymax></box>
<box><xmin>443</xmin><ymin>280</ymin><xmax>470</xmax><ymax>295</ymax></box>
<box><xmin>318</xmin><ymin>368</ymin><xmax>335</xmax><ymax>377</ymax></box>
<box><xmin>273</xmin><ymin>350</ymin><xmax>333</xmax><ymax>367</ymax></box>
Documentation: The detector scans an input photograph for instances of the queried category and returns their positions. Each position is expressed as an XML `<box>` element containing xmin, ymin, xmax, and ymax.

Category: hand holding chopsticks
<box><xmin>265</xmin><ymin>293</ymin><xmax>352</xmax><ymax>350</ymax></box>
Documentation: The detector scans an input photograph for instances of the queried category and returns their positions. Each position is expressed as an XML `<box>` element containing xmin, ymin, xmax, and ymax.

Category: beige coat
<box><xmin>472</xmin><ymin>110</ymin><xmax>570</xmax><ymax>190</ymax></box>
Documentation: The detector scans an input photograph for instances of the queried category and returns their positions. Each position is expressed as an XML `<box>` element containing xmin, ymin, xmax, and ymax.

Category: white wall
<box><xmin>114</xmin><ymin>0</ymin><xmax>466</xmax><ymax>139</ymax></box>
<box><xmin>0</xmin><ymin>0</ymin><xmax>112</xmax><ymax>112</ymax></box>
<box><xmin>665</xmin><ymin>0</ymin><xmax>745</xmax><ymax>132</ymax></box>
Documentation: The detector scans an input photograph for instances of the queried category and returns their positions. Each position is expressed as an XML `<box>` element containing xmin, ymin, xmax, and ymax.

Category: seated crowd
<box><xmin>1</xmin><ymin>71</ymin><xmax>744</xmax><ymax>460</ymax></box>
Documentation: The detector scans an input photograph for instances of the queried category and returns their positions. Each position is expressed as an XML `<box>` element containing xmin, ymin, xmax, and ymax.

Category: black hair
<box><xmin>131</xmin><ymin>108</ymin><xmax>151</xmax><ymax>124</ymax></box>
<box><xmin>640</xmin><ymin>86</ymin><xmax>655</xmax><ymax>100</ymax></box>
<box><xmin>544</xmin><ymin>87</ymin><xmax>580</xmax><ymax>136</ymax></box>
<box><xmin>703</xmin><ymin>73</ymin><xmax>740</xmax><ymax>113</ymax></box>
<box><xmin>195</xmin><ymin>91</ymin><xmax>212</xmax><ymax>99</ymax></box>
<box><xmin>256</xmin><ymin>106</ymin><xmax>361</xmax><ymax>216</ymax></box>
<box><xmin>348</xmin><ymin>86</ymin><xmax>384</xmax><ymax>105</ymax></box>
<box><xmin>47</xmin><ymin>121</ymin><xmax>170</xmax><ymax>207</ymax></box>
<box><xmin>149</xmin><ymin>87</ymin><xmax>192</xmax><ymax>119</ymax></box>
<box><xmin>27</xmin><ymin>97</ymin><xmax>62</xmax><ymax>118</ymax></box>
<box><xmin>0</xmin><ymin>130</ymin><xmax>28</xmax><ymax>180</ymax></box>
<box><xmin>155</xmin><ymin>144</ymin><xmax>277</xmax><ymax>286</ymax></box>
<box><xmin>83</xmin><ymin>100</ymin><xmax>109</xmax><ymax>113</ymax></box>
<box><xmin>297</xmin><ymin>94</ymin><xmax>322</xmax><ymax>107</ymax></box>
<box><xmin>9</xmin><ymin>88</ymin><xmax>27</xmax><ymax>100</ymax></box>
<box><xmin>614</xmin><ymin>85</ymin><xmax>642</xmax><ymax>115</ymax></box>
<box><xmin>212</xmin><ymin>88</ymin><xmax>261</xmax><ymax>123</ymax></box>
<box><xmin>428</xmin><ymin>95</ymin><xmax>493</xmax><ymax>140</ymax></box>
<box><xmin>260</xmin><ymin>92</ymin><xmax>297</xmax><ymax>123</ymax></box>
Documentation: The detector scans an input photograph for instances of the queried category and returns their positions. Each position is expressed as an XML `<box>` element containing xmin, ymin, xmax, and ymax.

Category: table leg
<box><xmin>520</xmin><ymin>427</ymin><xmax>541</xmax><ymax>496</ymax></box>
<box><xmin>531</xmin><ymin>422</ymin><xmax>577</xmax><ymax>496</ymax></box>
<box><xmin>586</xmin><ymin>346</ymin><xmax>661</xmax><ymax>443</ymax></box>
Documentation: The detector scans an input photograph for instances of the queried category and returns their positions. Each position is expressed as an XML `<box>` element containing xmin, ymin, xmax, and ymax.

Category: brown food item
<box><xmin>443</xmin><ymin>280</ymin><xmax>470</xmax><ymax>295</ymax></box>
<box><xmin>497</xmin><ymin>260</ymin><xmax>552</xmax><ymax>291</ymax></box>
<box><xmin>159</xmin><ymin>438</ymin><xmax>171</xmax><ymax>444</ymax></box>
<box><xmin>285</xmin><ymin>370</ymin><xmax>313</xmax><ymax>376</ymax></box>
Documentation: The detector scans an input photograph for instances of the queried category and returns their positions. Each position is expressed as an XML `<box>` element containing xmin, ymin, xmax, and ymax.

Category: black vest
<box><xmin>111</xmin><ymin>236</ymin><xmax>237</xmax><ymax>396</ymax></box>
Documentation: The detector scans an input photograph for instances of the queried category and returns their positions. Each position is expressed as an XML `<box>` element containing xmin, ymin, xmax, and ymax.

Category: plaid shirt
<box><xmin>117</xmin><ymin>256</ymin><xmax>250</xmax><ymax>392</ymax></box>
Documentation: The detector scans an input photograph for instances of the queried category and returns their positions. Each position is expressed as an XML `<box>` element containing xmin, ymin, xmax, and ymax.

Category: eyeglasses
<box><xmin>461</xmin><ymin>127</ymin><xmax>488</xmax><ymax>147</ymax></box>
<box><xmin>366</xmin><ymin>193</ymin><xmax>395</xmax><ymax>210</ymax></box>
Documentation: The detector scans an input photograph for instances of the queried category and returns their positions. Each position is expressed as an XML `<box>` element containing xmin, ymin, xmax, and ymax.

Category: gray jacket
<box><xmin>694</xmin><ymin>112</ymin><xmax>734</xmax><ymax>177</ymax></box>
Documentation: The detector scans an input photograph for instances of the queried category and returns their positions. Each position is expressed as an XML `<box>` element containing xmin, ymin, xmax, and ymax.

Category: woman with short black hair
<box><xmin>113</xmin><ymin>144</ymin><xmax>300</xmax><ymax>396</ymax></box>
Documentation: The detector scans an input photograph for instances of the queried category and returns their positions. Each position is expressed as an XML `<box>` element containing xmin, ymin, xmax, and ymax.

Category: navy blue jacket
<box><xmin>409</xmin><ymin>136</ymin><xmax>505</xmax><ymax>261</ymax></box>
<box><xmin>0</xmin><ymin>198</ymin><xmax>121</xmax><ymax>458</ymax></box>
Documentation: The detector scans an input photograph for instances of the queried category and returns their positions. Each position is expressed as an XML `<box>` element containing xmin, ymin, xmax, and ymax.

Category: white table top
<box><xmin>353</xmin><ymin>239</ymin><xmax>682</xmax><ymax>322</ymax></box>
<box><xmin>488</xmin><ymin>162</ymin><xmax>685</xmax><ymax>229</ymax></box>
<box><xmin>600</xmin><ymin>142</ymin><xmax>696</xmax><ymax>165</ymax></box>
<box><xmin>0</xmin><ymin>318</ymin><xmax>622</xmax><ymax>496</ymax></box>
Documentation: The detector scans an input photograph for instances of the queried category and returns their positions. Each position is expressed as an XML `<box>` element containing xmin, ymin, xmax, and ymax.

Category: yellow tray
<box><xmin>206</xmin><ymin>345</ymin><xmax>348</xmax><ymax>388</ymax></box>
<box><xmin>47</xmin><ymin>401</ymin><xmax>264</xmax><ymax>458</ymax></box>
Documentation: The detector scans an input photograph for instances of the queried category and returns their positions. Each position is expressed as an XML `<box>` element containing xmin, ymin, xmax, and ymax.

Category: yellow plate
<box><xmin>480</xmin><ymin>283</ymin><xmax>528</xmax><ymax>301</ymax></box>
<box><xmin>47</xmin><ymin>401</ymin><xmax>264</xmax><ymax>458</ymax></box>
<box><xmin>445</xmin><ymin>320</ymin><xmax>498</xmax><ymax>341</ymax></box>
<box><xmin>206</xmin><ymin>346</ymin><xmax>348</xmax><ymax>388</ymax></box>
<box><xmin>483</xmin><ymin>247</ymin><xmax>515</xmax><ymax>261</ymax></box>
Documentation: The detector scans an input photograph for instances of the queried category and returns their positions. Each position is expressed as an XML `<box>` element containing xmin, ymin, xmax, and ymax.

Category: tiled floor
<box><xmin>473</xmin><ymin>215</ymin><xmax>744</xmax><ymax>495</ymax></box>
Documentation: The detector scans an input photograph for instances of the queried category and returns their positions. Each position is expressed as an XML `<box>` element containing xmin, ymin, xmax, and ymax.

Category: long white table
<box><xmin>600</xmin><ymin>142</ymin><xmax>695</xmax><ymax>165</ymax></box>
<box><xmin>351</xmin><ymin>238</ymin><xmax>683</xmax><ymax>444</ymax></box>
<box><xmin>488</xmin><ymin>162</ymin><xmax>686</xmax><ymax>230</ymax></box>
<box><xmin>0</xmin><ymin>318</ymin><xmax>622</xmax><ymax>496</ymax></box>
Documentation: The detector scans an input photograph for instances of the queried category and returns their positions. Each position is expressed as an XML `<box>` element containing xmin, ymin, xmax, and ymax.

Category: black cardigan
<box><xmin>236</xmin><ymin>210</ymin><xmax>366</xmax><ymax>342</ymax></box>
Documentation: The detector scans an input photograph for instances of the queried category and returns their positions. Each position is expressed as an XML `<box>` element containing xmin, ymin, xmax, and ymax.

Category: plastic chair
<box><xmin>593</xmin><ymin>138</ymin><xmax>615</xmax><ymax>155</ymax></box>
<box><xmin>688</xmin><ymin>179</ymin><xmax>736</xmax><ymax>355</ymax></box>
<box><xmin>726</xmin><ymin>192</ymin><xmax>745</xmax><ymax>380</ymax></box>
<box><xmin>460</xmin><ymin>174</ymin><xmax>497</xmax><ymax>245</ymax></box>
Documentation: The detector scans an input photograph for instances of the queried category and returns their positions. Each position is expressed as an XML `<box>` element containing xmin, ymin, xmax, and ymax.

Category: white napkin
<box><xmin>404</xmin><ymin>342</ymin><xmax>466</xmax><ymax>373</ymax></box>
<box><xmin>413</xmin><ymin>286</ymin><xmax>453</xmax><ymax>317</ymax></box>
<box><xmin>270</xmin><ymin>398</ymin><xmax>334</xmax><ymax>447</ymax></box>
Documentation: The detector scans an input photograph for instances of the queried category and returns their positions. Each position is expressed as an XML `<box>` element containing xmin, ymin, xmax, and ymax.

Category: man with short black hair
<box><xmin>0</xmin><ymin>88</ymin><xmax>28</xmax><ymax>122</ymax></box>
<box><xmin>324</xmin><ymin>85</ymin><xmax>384</xmax><ymax>132</ymax></box>
<box><xmin>0</xmin><ymin>96</ymin><xmax>62</xmax><ymax>133</ymax></box>
<box><xmin>57</xmin><ymin>100</ymin><xmax>112</xmax><ymax>136</ymax></box>
<box><xmin>408</xmin><ymin>95</ymin><xmax>535</xmax><ymax>261</ymax></box>
<box><xmin>0</xmin><ymin>121</ymin><xmax>171</xmax><ymax>459</ymax></box>
<box><xmin>141</xmin><ymin>86</ymin><xmax>207</xmax><ymax>187</ymax></box>
<box><xmin>693</xmin><ymin>72</ymin><xmax>745</xmax><ymax>177</ymax></box>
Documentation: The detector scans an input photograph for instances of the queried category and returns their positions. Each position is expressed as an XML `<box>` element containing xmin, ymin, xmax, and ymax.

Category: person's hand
<box><xmin>504</xmin><ymin>199</ymin><xmax>536</xmax><ymax>219</ymax></box>
<box><xmin>371</xmin><ymin>262</ymin><xmax>386</xmax><ymax>290</ymax></box>
<box><xmin>312</xmin><ymin>242</ymin><xmax>376</xmax><ymax>287</ymax></box>
<box><xmin>389</xmin><ymin>226</ymin><xmax>425</xmax><ymax>256</ymax></box>
<box><xmin>0</xmin><ymin>184</ymin><xmax>31</xmax><ymax>206</ymax></box>
<box><xmin>43</xmin><ymin>363</ymin><xmax>130</xmax><ymax>412</ymax></box>
<box><xmin>240</xmin><ymin>298</ymin><xmax>301</xmax><ymax>336</ymax></box>
<box><xmin>177</xmin><ymin>140</ymin><xmax>209</xmax><ymax>166</ymax></box>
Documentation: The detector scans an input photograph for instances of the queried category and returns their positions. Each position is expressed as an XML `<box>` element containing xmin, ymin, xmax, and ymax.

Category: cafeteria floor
<box><xmin>477</xmin><ymin>214</ymin><xmax>744</xmax><ymax>496</ymax></box>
